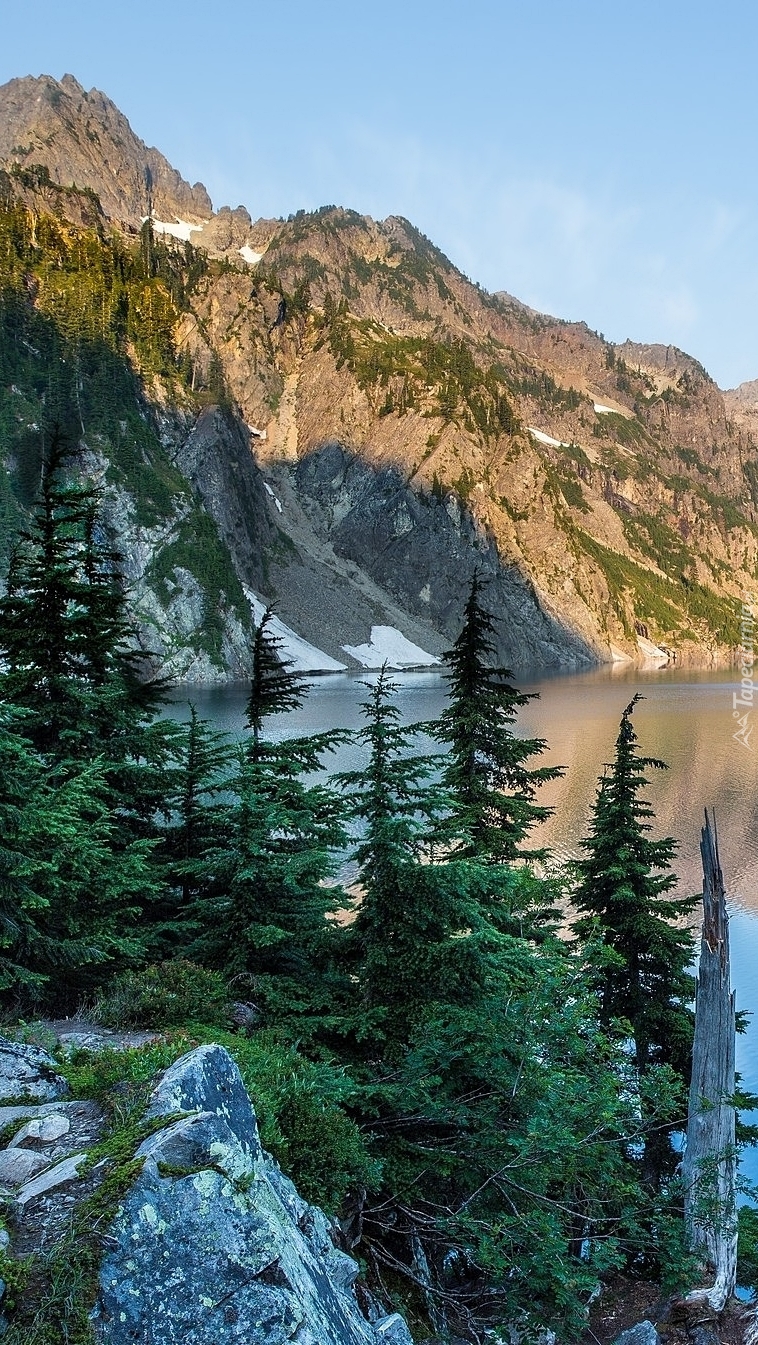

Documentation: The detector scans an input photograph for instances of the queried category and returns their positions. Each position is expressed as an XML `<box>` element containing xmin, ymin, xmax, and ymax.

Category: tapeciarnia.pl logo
<box><xmin>733</xmin><ymin>594</ymin><xmax>755</xmax><ymax>750</ymax></box>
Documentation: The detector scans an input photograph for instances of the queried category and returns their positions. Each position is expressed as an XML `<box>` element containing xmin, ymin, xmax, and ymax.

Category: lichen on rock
<box><xmin>94</xmin><ymin>1045</ymin><xmax>413</xmax><ymax>1345</ymax></box>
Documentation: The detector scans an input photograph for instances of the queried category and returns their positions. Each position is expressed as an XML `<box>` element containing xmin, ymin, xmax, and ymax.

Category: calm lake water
<box><xmin>171</xmin><ymin>663</ymin><xmax>758</xmax><ymax>1190</ymax></box>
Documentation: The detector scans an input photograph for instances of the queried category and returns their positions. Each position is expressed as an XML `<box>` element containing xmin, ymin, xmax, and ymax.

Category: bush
<box><xmin>205</xmin><ymin>1028</ymin><xmax>381</xmax><ymax>1210</ymax></box>
<box><xmin>94</xmin><ymin>960</ymin><xmax>231</xmax><ymax>1030</ymax></box>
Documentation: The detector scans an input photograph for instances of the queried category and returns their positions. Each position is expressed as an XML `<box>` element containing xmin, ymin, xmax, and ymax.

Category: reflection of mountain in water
<box><xmin>517</xmin><ymin>666</ymin><xmax>758</xmax><ymax>911</ymax></box>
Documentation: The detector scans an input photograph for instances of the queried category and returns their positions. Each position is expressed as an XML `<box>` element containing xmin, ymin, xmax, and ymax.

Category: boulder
<box><xmin>9</xmin><ymin>1114</ymin><xmax>71</xmax><ymax>1147</ymax></box>
<box><xmin>95</xmin><ymin>1045</ymin><xmax>413</xmax><ymax>1344</ymax></box>
<box><xmin>145</xmin><ymin>1043</ymin><xmax>261</xmax><ymax>1164</ymax></box>
<box><xmin>0</xmin><ymin>1038</ymin><xmax>69</xmax><ymax>1103</ymax></box>
<box><xmin>16</xmin><ymin>1152</ymin><xmax>88</xmax><ymax>1205</ymax></box>
<box><xmin>612</xmin><ymin>1324</ymin><xmax>660</xmax><ymax>1345</ymax></box>
<box><xmin>0</xmin><ymin>1147</ymin><xmax>50</xmax><ymax>1187</ymax></box>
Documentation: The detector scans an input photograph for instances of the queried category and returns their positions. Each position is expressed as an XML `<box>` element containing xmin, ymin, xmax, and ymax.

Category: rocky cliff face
<box><xmin>1</xmin><ymin>74</ymin><xmax>757</xmax><ymax>675</ymax></box>
<box><xmin>0</xmin><ymin>74</ymin><xmax>212</xmax><ymax>226</ymax></box>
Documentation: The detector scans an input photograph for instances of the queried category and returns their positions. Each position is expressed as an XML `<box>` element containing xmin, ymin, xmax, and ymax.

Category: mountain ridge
<box><xmin>0</xmin><ymin>73</ymin><xmax>755</xmax><ymax>676</ymax></box>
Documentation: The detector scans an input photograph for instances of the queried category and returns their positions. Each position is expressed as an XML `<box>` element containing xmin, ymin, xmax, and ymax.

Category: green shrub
<box><xmin>93</xmin><ymin>960</ymin><xmax>232</xmax><ymax>1030</ymax></box>
<box><xmin>200</xmin><ymin>1027</ymin><xmax>380</xmax><ymax>1210</ymax></box>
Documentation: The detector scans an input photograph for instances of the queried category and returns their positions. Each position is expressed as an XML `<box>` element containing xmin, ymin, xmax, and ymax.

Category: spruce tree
<box><xmin>0</xmin><ymin>431</ymin><xmax>174</xmax><ymax>826</ymax></box>
<box><xmin>191</xmin><ymin>612</ymin><xmax>347</xmax><ymax>1025</ymax></box>
<box><xmin>0</xmin><ymin>708</ymin><xmax>153</xmax><ymax>1011</ymax></box>
<box><xmin>571</xmin><ymin>694</ymin><xmax>696</xmax><ymax>1080</ymax></box>
<box><xmin>155</xmin><ymin>706</ymin><xmax>236</xmax><ymax>950</ymax></box>
<box><xmin>437</xmin><ymin>573</ymin><xmax>562</xmax><ymax>863</ymax></box>
<box><xmin>340</xmin><ymin>667</ymin><xmax>491</xmax><ymax>1040</ymax></box>
<box><xmin>190</xmin><ymin>745</ymin><xmax>345</xmax><ymax>1020</ymax></box>
<box><xmin>246</xmin><ymin>606</ymin><xmax>305</xmax><ymax>758</ymax></box>
<box><xmin>0</xmin><ymin>432</ymin><xmax>95</xmax><ymax>755</ymax></box>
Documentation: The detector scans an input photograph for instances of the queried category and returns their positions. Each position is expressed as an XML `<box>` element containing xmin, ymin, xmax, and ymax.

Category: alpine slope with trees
<box><xmin>2</xmin><ymin>73</ymin><xmax>758</xmax><ymax>683</ymax></box>
<box><xmin>0</xmin><ymin>437</ymin><xmax>750</xmax><ymax>1344</ymax></box>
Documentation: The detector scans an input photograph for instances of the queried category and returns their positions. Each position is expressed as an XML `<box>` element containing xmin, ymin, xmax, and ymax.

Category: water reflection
<box><xmin>172</xmin><ymin>664</ymin><xmax>756</xmax><ymax>910</ymax></box>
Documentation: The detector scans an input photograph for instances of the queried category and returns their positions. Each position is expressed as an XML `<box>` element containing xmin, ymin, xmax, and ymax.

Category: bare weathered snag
<box><xmin>681</xmin><ymin>810</ymin><xmax>737</xmax><ymax>1312</ymax></box>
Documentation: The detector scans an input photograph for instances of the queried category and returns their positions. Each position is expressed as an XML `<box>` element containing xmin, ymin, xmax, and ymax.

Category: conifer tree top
<box><xmin>246</xmin><ymin>606</ymin><xmax>307</xmax><ymax>755</ymax></box>
<box><xmin>437</xmin><ymin>572</ymin><xmax>562</xmax><ymax>862</ymax></box>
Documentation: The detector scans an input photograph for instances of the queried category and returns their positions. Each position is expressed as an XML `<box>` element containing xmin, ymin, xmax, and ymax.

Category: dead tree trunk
<box><xmin>681</xmin><ymin>810</ymin><xmax>737</xmax><ymax>1312</ymax></box>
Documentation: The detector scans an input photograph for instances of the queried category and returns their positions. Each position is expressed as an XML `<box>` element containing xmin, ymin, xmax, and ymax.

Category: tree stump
<box><xmin>680</xmin><ymin>809</ymin><xmax>737</xmax><ymax>1314</ymax></box>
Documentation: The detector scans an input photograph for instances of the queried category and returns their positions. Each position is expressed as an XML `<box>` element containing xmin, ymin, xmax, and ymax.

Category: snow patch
<box><xmin>248</xmin><ymin>425</ymin><xmax>267</xmax><ymax>441</ymax></box>
<box><xmin>141</xmin><ymin>217</ymin><xmax>205</xmax><ymax>243</ymax></box>
<box><xmin>528</xmin><ymin>427</ymin><xmax>571</xmax><ymax>448</ymax></box>
<box><xmin>264</xmin><ymin>482</ymin><xmax>283</xmax><ymax>513</ymax></box>
<box><xmin>239</xmin><ymin>245</ymin><xmax>263</xmax><ymax>265</ymax></box>
<box><xmin>342</xmin><ymin>626</ymin><xmax>439</xmax><ymax>669</ymax></box>
<box><xmin>244</xmin><ymin>588</ymin><xmax>346</xmax><ymax>672</ymax></box>
<box><xmin>593</xmin><ymin>403</ymin><xmax>617</xmax><ymax>415</ymax></box>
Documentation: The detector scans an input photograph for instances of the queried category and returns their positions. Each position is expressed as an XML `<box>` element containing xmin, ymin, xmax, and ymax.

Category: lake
<box><xmin>171</xmin><ymin>663</ymin><xmax>758</xmax><ymax>1191</ymax></box>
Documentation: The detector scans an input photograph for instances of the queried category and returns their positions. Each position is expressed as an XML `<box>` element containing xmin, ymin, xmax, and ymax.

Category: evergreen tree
<box><xmin>0</xmin><ymin>709</ymin><xmax>50</xmax><ymax>1000</ymax></box>
<box><xmin>190</xmin><ymin>743</ymin><xmax>346</xmax><ymax>1021</ymax></box>
<box><xmin>340</xmin><ymin>667</ymin><xmax>494</xmax><ymax>1040</ymax></box>
<box><xmin>0</xmin><ymin>431</ymin><xmax>95</xmax><ymax>755</ymax></box>
<box><xmin>155</xmin><ymin>706</ymin><xmax>236</xmax><ymax>950</ymax></box>
<box><xmin>0</xmin><ymin>430</ymin><xmax>174</xmax><ymax>827</ymax></box>
<box><xmin>191</xmin><ymin>613</ymin><xmax>347</xmax><ymax>1025</ymax></box>
<box><xmin>437</xmin><ymin>573</ymin><xmax>562</xmax><ymax>863</ymax></box>
<box><xmin>571</xmin><ymin>694</ymin><xmax>696</xmax><ymax>1081</ymax></box>
<box><xmin>365</xmin><ymin>944</ymin><xmax>670</xmax><ymax>1341</ymax></box>
<box><xmin>246</xmin><ymin>606</ymin><xmax>305</xmax><ymax>758</ymax></box>
<box><xmin>0</xmin><ymin>708</ymin><xmax>153</xmax><ymax>1011</ymax></box>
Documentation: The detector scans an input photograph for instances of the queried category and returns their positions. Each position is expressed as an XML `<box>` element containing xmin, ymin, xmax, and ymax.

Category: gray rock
<box><xmin>0</xmin><ymin>1037</ymin><xmax>70</xmax><ymax>1103</ymax></box>
<box><xmin>230</xmin><ymin>1001</ymin><xmax>258</xmax><ymax>1031</ymax></box>
<box><xmin>612</xmin><ymin>1323</ymin><xmax>660</xmax><ymax>1345</ymax></box>
<box><xmin>9</xmin><ymin>1113</ymin><xmax>70</xmax><ymax>1147</ymax></box>
<box><xmin>136</xmin><ymin>1112</ymin><xmax>253</xmax><ymax>1183</ymax></box>
<box><xmin>95</xmin><ymin>1045</ymin><xmax>412</xmax><ymax>1345</ymax></box>
<box><xmin>16</xmin><ymin>1152</ymin><xmax>88</xmax><ymax>1205</ymax></box>
<box><xmin>146</xmin><ymin>1044</ymin><xmax>261</xmax><ymax>1164</ymax></box>
<box><xmin>0</xmin><ymin>1102</ymin><xmax>78</xmax><ymax>1127</ymax></box>
<box><xmin>294</xmin><ymin>445</ymin><xmax>595</xmax><ymax>673</ymax></box>
<box><xmin>0</xmin><ymin>1147</ymin><xmax>50</xmax><ymax>1187</ymax></box>
<box><xmin>375</xmin><ymin>1315</ymin><xmax>415</xmax><ymax>1343</ymax></box>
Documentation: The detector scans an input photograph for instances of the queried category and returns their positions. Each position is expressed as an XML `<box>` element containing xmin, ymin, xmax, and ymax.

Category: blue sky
<box><xmin>2</xmin><ymin>0</ymin><xmax>757</xmax><ymax>388</ymax></box>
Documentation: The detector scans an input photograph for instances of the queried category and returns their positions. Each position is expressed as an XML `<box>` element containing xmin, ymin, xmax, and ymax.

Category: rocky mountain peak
<box><xmin>0</xmin><ymin>73</ymin><xmax>213</xmax><ymax>226</ymax></box>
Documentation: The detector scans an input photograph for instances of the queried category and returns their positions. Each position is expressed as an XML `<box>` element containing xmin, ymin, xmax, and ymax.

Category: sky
<box><xmin>1</xmin><ymin>0</ymin><xmax>757</xmax><ymax>388</ymax></box>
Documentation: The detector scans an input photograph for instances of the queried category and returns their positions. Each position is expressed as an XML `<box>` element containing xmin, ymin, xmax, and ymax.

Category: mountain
<box><xmin>0</xmin><ymin>74</ymin><xmax>212</xmax><ymax>226</ymax></box>
<box><xmin>0</xmin><ymin>73</ymin><xmax>755</xmax><ymax>678</ymax></box>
